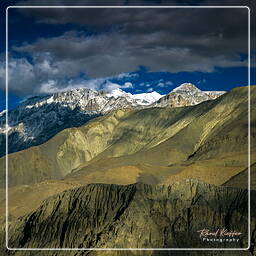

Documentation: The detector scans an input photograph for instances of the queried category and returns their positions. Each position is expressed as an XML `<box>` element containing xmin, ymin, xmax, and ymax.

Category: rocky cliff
<box><xmin>1</xmin><ymin>180</ymin><xmax>253</xmax><ymax>256</ymax></box>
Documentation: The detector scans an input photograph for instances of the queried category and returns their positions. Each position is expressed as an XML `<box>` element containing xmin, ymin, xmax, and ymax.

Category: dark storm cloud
<box><xmin>3</xmin><ymin>0</ymin><xmax>253</xmax><ymax>96</ymax></box>
<box><xmin>12</xmin><ymin>7</ymin><xmax>249</xmax><ymax>74</ymax></box>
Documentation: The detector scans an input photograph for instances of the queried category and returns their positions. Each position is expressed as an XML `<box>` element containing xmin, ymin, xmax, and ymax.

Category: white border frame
<box><xmin>5</xmin><ymin>5</ymin><xmax>251</xmax><ymax>251</ymax></box>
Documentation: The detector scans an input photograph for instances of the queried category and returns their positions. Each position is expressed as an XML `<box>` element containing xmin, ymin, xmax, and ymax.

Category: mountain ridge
<box><xmin>1</xmin><ymin>86</ymin><xmax>253</xmax><ymax>189</ymax></box>
<box><xmin>0</xmin><ymin>83</ymin><xmax>225</xmax><ymax>156</ymax></box>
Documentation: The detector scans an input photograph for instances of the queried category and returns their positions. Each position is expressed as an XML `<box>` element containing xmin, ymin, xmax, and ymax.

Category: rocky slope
<box><xmin>0</xmin><ymin>84</ymin><xmax>224</xmax><ymax>156</ymax></box>
<box><xmin>154</xmin><ymin>83</ymin><xmax>225</xmax><ymax>108</ymax></box>
<box><xmin>0</xmin><ymin>86</ymin><xmax>252</xmax><ymax>189</ymax></box>
<box><xmin>2</xmin><ymin>180</ymin><xmax>252</xmax><ymax>254</ymax></box>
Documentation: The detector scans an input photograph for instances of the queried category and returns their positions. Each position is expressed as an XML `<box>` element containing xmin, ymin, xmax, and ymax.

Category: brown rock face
<box><xmin>2</xmin><ymin>180</ymin><xmax>253</xmax><ymax>256</ymax></box>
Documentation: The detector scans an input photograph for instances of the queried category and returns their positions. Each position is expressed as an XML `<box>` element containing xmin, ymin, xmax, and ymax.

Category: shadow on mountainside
<box><xmin>0</xmin><ymin>103</ymin><xmax>101</xmax><ymax>157</ymax></box>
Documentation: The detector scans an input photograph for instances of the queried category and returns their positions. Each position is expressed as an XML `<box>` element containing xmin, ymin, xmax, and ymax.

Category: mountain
<box><xmin>0</xmin><ymin>86</ymin><xmax>253</xmax><ymax>189</ymax></box>
<box><xmin>2</xmin><ymin>180</ymin><xmax>252</xmax><ymax>254</ymax></box>
<box><xmin>130</xmin><ymin>91</ymin><xmax>163</xmax><ymax>105</ymax></box>
<box><xmin>106</xmin><ymin>88</ymin><xmax>163</xmax><ymax>105</ymax></box>
<box><xmin>0</xmin><ymin>88</ymin><xmax>162</xmax><ymax>157</ymax></box>
<box><xmin>0</xmin><ymin>83</ymin><xmax>224</xmax><ymax>157</ymax></box>
<box><xmin>154</xmin><ymin>83</ymin><xmax>225</xmax><ymax>107</ymax></box>
<box><xmin>0</xmin><ymin>86</ymin><xmax>254</xmax><ymax>255</ymax></box>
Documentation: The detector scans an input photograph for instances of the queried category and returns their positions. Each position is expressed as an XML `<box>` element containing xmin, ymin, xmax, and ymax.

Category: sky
<box><xmin>0</xmin><ymin>0</ymin><xmax>256</xmax><ymax>111</ymax></box>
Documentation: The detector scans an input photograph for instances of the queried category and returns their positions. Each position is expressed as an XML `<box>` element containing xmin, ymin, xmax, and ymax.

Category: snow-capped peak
<box><xmin>105</xmin><ymin>88</ymin><xmax>162</xmax><ymax>105</ymax></box>
<box><xmin>106</xmin><ymin>88</ymin><xmax>132</xmax><ymax>99</ymax></box>
<box><xmin>131</xmin><ymin>91</ymin><xmax>163</xmax><ymax>105</ymax></box>
<box><xmin>155</xmin><ymin>82</ymin><xmax>226</xmax><ymax>108</ymax></box>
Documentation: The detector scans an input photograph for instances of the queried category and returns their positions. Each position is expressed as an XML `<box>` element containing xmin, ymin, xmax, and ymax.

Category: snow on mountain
<box><xmin>154</xmin><ymin>83</ymin><xmax>226</xmax><ymax>108</ymax></box>
<box><xmin>204</xmin><ymin>91</ymin><xmax>226</xmax><ymax>97</ymax></box>
<box><xmin>131</xmin><ymin>91</ymin><xmax>163</xmax><ymax>105</ymax></box>
<box><xmin>0</xmin><ymin>83</ymin><xmax>225</xmax><ymax>156</ymax></box>
<box><xmin>0</xmin><ymin>88</ymin><xmax>164</xmax><ymax>156</ymax></box>
<box><xmin>106</xmin><ymin>88</ymin><xmax>132</xmax><ymax>99</ymax></box>
<box><xmin>106</xmin><ymin>89</ymin><xmax>162</xmax><ymax>105</ymax></box>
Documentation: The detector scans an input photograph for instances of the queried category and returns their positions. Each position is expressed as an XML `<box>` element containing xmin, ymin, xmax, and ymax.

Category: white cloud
<box><xmin>103</xmin><ymin>81</ymin><xmax>133</xmax><ymax>92</ymax></box>
<box><xmin>115</xmin><ymin>72</ymin><xmax>138</xmax><ymax>80</ymax></box>
<box><xmin>157</xmin><ymin>82</ymin><xmax>165</xmax><ymax>87</ymax></box>
<box><xmin>13</xmin><ymin>27</ymin><xmax>250</xmax><ymax>81</ymax></box>
<box><xmin>0</xmin><ymin>54</ymin><xmax>137</xmax><ymax>96</ymax></box>
<box><xmin>0</xmin><ymin>60</ymin><xmax>5</xmax><ymax>90</ymax></box>
<box><xmin>157</xmin><ymin>81</ymin><xmax>173</xmax><ymax>88</ymax></box>
<box><xmin>123</xmin><ymin>82</ymin><xmax>133</xmax><ymax>88</ymax></box>
<box><xmin>147</xmin><ymin>87</ymin><xmax>154</xmax><ymax>92</ymax></box>
<box><xmin>39</xmin><ymin>80</ymin><xmax>59</xmax><ymax>94</ymax></box>
<box><xmin>5</xmin><ymin>58</ymin><xmax>37</xmax><ymax>95</ymax></box>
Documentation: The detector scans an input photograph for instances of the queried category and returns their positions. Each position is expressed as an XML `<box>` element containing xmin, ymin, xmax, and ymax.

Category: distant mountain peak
<box><xmin>132</xmin><ymin>91</ymin><xmax>163</xmax><ymax>105</ymax></box>
<box><xmin>172</xmin><ymin>83</ymin><xmax>201</xmax><ymax>93</ymax></box>
<box><xmin>106</xmin><ymin>88</ymin><xmax>132</xmax><ymax>99</ymax></box>
<box><xmin>155</xmin><ymin>83</ymin><xmax>226</xmax><ymax>108</ymax></box>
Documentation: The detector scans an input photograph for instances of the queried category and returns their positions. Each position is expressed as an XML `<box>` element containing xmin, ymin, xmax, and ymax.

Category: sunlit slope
<box><xmin>187</xmin><ymin>87</ymin><xmax>254</xmax><ymax>161</ymax></box>
<box><xmin>0</xmin><ymin>86</ymin><xmax>254</xmax><ymax>188</ymax></box>
<box><xmin>66</xmin><ymin>152</ymin><xmax>254</xmax><ymax>187</ymax></box>
<box><xmin>0</xmin><ymin>105</ymin><xmax>207</xmax><ymax>187</ymax></box>
<box><xmin>67</xmin><ymin>86</ymin><xmax>255</xmax><ymax>186</ymax></box>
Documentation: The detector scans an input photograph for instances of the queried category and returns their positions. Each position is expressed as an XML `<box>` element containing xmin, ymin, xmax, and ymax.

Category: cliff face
<box><xmin>2</xmin><ymin>180</ymin><xmax>253</xmax><ymax>256</ymax></box>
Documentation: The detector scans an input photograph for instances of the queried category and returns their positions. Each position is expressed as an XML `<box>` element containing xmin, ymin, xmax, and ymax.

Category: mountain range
<box><xmin>0</xmin><ymin>83</ymin><xmax>225</xmax><ymax>157</ymax></box>
<box><xmin>0</xmin><ymin>86</ymin><xmax>254</xmax><ymax>190</ymax></box>
<box><xmin>0</xmin><ymin>84</ymin><xmax>254</xmax><ymax>254</ymax></box>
